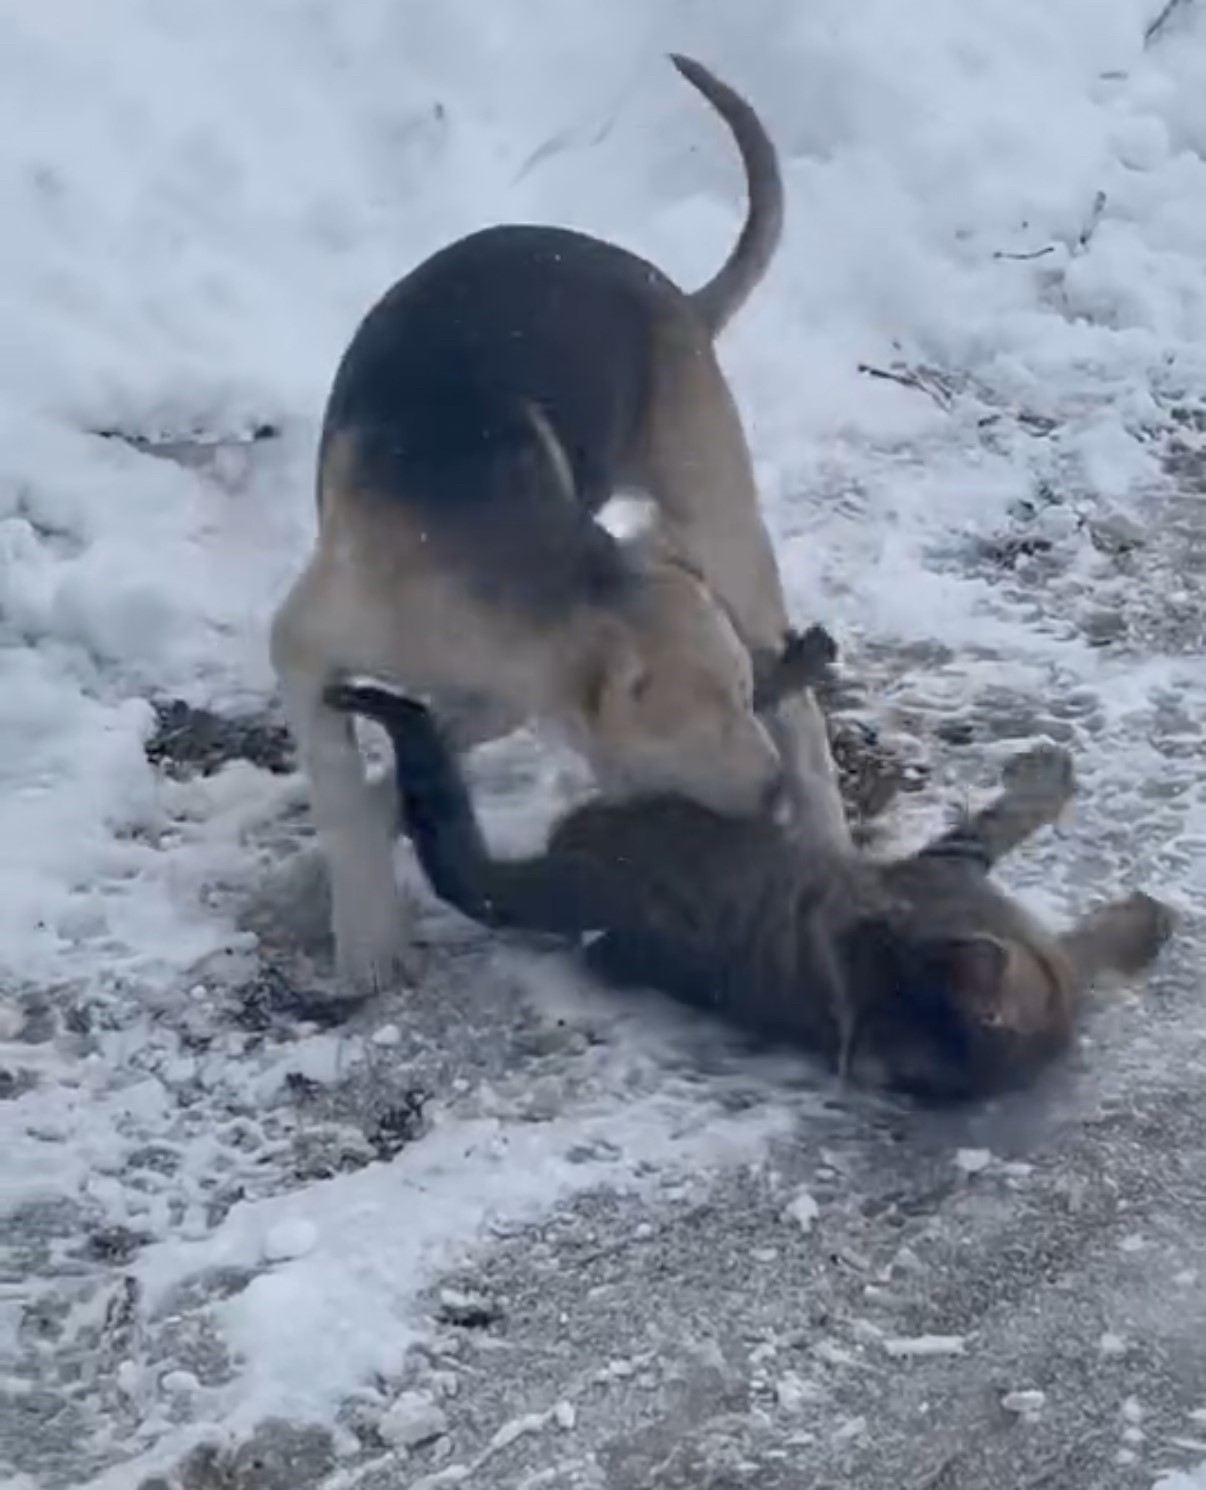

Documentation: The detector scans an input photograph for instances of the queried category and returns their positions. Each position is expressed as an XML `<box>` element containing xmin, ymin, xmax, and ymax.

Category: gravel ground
<box><xmin>4</xmin><ymin>422</ymin><xmax>1205</xmax><ymax>1490</ymax></box>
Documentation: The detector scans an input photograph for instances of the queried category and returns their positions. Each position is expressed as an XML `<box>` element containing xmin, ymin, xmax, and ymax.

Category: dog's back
<box><xmin>322</xmin><ymin>50</ymin><xmax>781</xmax><ymax>520</ymax></box>
<box><xmin>318</xmin><ymin>54</ymin><xmax>784</xmax><ymax>626</ymax></box>
<box><xmin>320</xmin><ymin>226</ymin><xmax>663</xmax><ymax>618</ymax></box>
<box><xmin>324</xmin><ymin>225</ymin><xmax>660</xmax><ymax>512</ymax></box>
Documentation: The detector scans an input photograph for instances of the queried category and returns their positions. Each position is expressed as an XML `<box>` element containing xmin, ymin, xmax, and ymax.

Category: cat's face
<box><xmin>836</xmin><ymin>910</ymin><xmax>1018</xmax><ymax>1102</ymax></box>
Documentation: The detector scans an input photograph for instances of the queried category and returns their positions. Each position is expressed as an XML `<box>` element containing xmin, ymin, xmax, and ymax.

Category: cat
<box><xmin>325</xmin><ymin>661</ymin><xmax>1176</xmax><ymax>1101</ymax></box>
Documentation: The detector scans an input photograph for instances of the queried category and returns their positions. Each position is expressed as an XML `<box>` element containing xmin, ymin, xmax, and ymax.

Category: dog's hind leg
<box><xmin>270</xmin><ymin>554</ymin><xmax>414</xmax><ymax>997</ymax></box>
<box><xmin>640</xmin><ymin>338</ymin><xmax>851</xmax><ymax>851</ymax></box>
<box><xmin>1058</xmin><ymin>891</ymin><xmax>1178</xmax><ymax>985</ymax></box>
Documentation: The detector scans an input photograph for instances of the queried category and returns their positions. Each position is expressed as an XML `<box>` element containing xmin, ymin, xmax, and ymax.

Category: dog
<box><xmin>324</xmin><ymin>671</ymin><xmax>1177</xmax><ymax>1102</ymax></box>
<box><xmin>269</xmin><ymin>53</ymin><xmax>848</xmax><ymax>996</ymax></box>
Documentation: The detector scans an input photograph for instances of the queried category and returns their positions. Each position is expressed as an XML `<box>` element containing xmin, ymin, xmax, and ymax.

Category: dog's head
<box><xmin>572</xmin><ymin>563</ymin><xmax>789</xmax><ymax>818</ymax></box>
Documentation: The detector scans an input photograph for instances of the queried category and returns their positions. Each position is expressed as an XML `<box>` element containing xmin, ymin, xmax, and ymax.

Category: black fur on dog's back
<box><xmin>323</xmin><ymin>226</ymin><xmax>655</xmax><ymax>518</ymax></box>
<box><xmin>317</xmin><ymin>55</ymin><xmax>786</xmax><ymax>625</ymax></box>
<box><xmin>320</xmin><ymin>227</ymin><xmax>655</xmax><ymax>619</ymax></box>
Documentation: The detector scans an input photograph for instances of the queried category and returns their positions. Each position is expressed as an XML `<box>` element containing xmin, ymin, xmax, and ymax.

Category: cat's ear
<box><xmin>928</xmin><ymin>935</ymin><xmax>1010</xmax><ymax>1019</ymax></box>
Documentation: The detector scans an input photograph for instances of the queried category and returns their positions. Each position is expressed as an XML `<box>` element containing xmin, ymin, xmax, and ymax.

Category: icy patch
<box><xmin>379</xmin><ymin>1391</ymin><xmax>448</xmax><ymax>1451</ymax></box>
<box><xmin>881</xmin><ymin>1334</ymin><xmax>968</xmax><ymax>1360</ymax></box>
<box><xmin>1002</xmin><ymin>1388</ymin><xmax>1047</xmax><ymax>1417</ymax></box>
<box><xmin>1155</xmin><ymin>1465</ymin><xmax>1206</xmax><ymax>1490</ymax></box>
<box><xmin>784</xmin><ymin>1188</ymin><xmax>820</xmax><ymax>1233</ymax></box>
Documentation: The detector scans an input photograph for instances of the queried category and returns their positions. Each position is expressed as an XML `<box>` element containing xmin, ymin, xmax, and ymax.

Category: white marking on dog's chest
<box><xmin>594</xmin><ymin>492</ymin><xmax>658</xmax><ymax>542</ymax></box>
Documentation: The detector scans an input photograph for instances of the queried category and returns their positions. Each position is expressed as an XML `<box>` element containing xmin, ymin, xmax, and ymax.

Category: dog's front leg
<box><xmin>765</xmin><ymin>695</ymin><xmax>849</xmax><ymax>849</ymax></box>
<box><xmin>270</xmin><ymin>579</ymin><xmax>414</xmax><ymax>997</ymax></box>
<box><xmin>286</xmin><ymin>680</ymin><xmax>415</xmax><ymax>995</ymax></box>
<box><xmin>642</xmin><ymin>354</ymin><xmax>852</xmax><ymax>853</ymax></box>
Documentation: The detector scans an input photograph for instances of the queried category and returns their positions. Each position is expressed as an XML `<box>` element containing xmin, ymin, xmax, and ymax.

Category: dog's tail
<box><xmin>670</xmin><ymin>54</ymin><xmax>785</xmax><ymax>337</ymax></box>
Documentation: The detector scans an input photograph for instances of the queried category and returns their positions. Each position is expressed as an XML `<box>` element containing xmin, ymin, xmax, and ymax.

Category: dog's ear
<box><xmin>576</xmin><ymin>631</ymin><xmax>650</xmax><ymax>724</ymax></box>
<box><xmin>752</xmin><ymin>624</ymin><xmax>839</xmax><ymax>712</ymax></box>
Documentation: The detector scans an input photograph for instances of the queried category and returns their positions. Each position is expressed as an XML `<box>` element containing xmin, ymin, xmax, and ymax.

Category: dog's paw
<box><xmin>754</xmin><ymin>625</ymin><xmax>840</xmax><ymax>712</ymax></box>
<box><xmin>1001</xmin><ymin>742</ymin><xmax>1076</xmax><ymax>805</ymax></box>
<box><xmin>335</xmin><ymin>939</ymin><xmax>419</xmax><ymax>999</ymax></box>
<box><xmin>792</xmin><ymin>622</ymin><xmax>839</xmax><ymax>667</ymax></box>
<box><xmin>332</xmin><ymin>889</ymin><xmax>419</xmax><ymax>998</ymax></box>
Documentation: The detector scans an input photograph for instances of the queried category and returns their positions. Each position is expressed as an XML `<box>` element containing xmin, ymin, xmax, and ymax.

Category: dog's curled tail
<box><xmin>670</xmin><ymin>53</ymin><xmax>785</xmax><ymax>337</ymax></box>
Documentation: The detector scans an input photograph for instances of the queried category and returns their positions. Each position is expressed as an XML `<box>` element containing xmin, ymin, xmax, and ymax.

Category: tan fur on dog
<box><xmin>270</xmin><ymin>55</ymin><xmax>848</xmax><ymax>995</ymax></box>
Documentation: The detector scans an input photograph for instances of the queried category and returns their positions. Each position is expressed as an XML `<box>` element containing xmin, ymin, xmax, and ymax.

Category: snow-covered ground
<box><xmin>3</xmin><ymin>2</ymin><xmax>1206</xmax><ymax>1487</ymax></box>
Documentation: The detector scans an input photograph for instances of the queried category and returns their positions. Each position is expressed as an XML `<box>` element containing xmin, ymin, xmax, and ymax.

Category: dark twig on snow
<box><xmin>994</xmin><ymin>188</ymin><xmax>1108</xmax><ymax>268</ymax></box>
<box><xmin>514</xmin><ymin>113</ymin><xmax>617</xmax><ymax>183</ymax></box>
<box><xmin>993</xmin><ymin>245</ymin><xmax>1057</xmax><ymax>262</ymax></box>
<box><xmin>857</xmin><ymin>362</ymin><xmax>955</xmax><ymax>412</ymax></box>
<box><xmin>1145</xmin><ymin>0</ymin><xmax>1194</xmax><ymax>46</ymax></box>
<box><xmin>94</xmin><ymin>423</ymin><xmax>280</xmax><ymax>458</ymax></box>
<box><xmin>1074</xmin><ymin>190</ymin><xmax>1109</xmax><ymax>254</ymax></box>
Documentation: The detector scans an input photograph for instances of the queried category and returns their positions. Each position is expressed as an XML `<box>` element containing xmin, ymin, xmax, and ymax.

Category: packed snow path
<box><xmin>2</xmin><ymin>3</ymin><xmax>1206</xmax><ymax>1487</ymax></box>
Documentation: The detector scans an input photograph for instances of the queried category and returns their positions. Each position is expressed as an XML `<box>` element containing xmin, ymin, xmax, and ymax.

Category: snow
<box><xmin>377</xmin><ymin>1391</ymin><xmax>448</xmax><ymax>1450</ymax></box>
<box><xmin>784</xmin><ymin>1187</ymin><xmax>821</xmax><ymax>1233</ymax></box>
<box><xmin>3</xmin><ymin>0</ymin><xmax>1206</xmax><ymax>1484</ymax></box>
<box><xmin>1156</xmin><ymin>1467</ymin><xmax>1206</xmax><ymax>1490</ymax></box>
<box><xmin>260</xmin><ymin>1216</ymin><xmax>319</xmax><ymax>1263</ymax></box>
<box><xmin>1001</xmin><ymin>1388</ymin><xmax>1048</xmax><ymax>1416</ymax></box>
<box><xmin>130</xmin><ymin>1094</ymin><xmax>789</xmax><ymax>1435</ymax></box>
